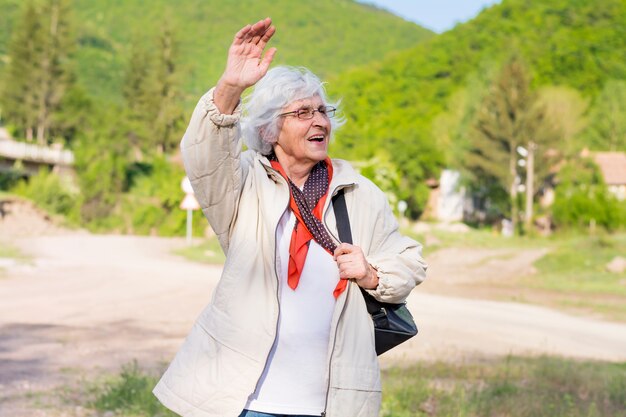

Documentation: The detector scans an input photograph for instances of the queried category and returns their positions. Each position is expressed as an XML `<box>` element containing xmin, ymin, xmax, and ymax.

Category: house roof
<box><xmin>592</xmin><ymin>152</ymin><xmax>626</xmax><ymax>185</ymax></box>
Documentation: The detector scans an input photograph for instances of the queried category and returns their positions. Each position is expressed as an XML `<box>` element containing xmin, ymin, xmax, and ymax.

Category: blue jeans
<box><xmin>238</xmin><ymin>410</ymin><xmax>319</xmax><ymax>417</ymax></box>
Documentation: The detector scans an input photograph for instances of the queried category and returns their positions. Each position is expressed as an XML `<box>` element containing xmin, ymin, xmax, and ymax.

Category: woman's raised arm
<box><xmin>214</xmin><ymin>17</ymin><xmax>277</xmax><ymax>114</ymax></box>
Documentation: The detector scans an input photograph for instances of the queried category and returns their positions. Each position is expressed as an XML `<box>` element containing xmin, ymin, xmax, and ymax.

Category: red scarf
<box><xmin>270</xmin><ymin>157</ymin><xmax>348</xmax><ymax>299</ymax></box>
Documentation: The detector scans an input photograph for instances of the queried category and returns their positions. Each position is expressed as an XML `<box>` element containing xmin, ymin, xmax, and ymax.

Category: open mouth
<box><xmin>308</xmin><ymin>135</ymin><xmax>325</xmax><ymax>142</ymax></box>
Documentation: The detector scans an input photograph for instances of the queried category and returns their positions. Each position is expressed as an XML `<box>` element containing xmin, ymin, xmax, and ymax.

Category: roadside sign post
<box><xmin>397</xmin><ymin>200</ymin><xmax>408</xmax><ymax>224</ymax></box>
<box><xmin>180</xmin><ymin>177</ymin><xmax>200</xmax><ymax>246</ymax></box>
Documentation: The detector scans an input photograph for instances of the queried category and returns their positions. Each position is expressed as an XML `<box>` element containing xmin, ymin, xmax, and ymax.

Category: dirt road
<box><xmin>1</xmin><ymin>234</ymin><xmax>626</xmax><ymax>415</ymax></box>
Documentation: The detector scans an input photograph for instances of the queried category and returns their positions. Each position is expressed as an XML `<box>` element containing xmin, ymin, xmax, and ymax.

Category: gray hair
<box><xmin>241</xmin><ymin>66</ymin><xmax>344</xmax><ymax>155</ymax></box>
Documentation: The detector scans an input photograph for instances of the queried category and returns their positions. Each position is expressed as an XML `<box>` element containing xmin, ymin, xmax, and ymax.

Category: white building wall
<box><xmin>437</xmin><ymin>169</ymin><xmax>464</xmax><ymax>222</ymax></box>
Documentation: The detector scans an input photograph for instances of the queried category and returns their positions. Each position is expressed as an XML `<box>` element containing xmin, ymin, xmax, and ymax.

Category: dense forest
<box><xmin>1</xmin><ymin>0</ymin><xmax>625</xmax><ymax>235</ymax></box>
<box><xmin>330</xmin><ymin>0</ymin><xmax>626</xmax><ymax>222</ymax></box>
<box><xmin>0</xmin><ymin>0</ymin><xmax>433</xmax><ymax>104</ymax></box>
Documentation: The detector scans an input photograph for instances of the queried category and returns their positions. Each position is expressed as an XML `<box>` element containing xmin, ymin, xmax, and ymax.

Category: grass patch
<box><xmin>381</xmin><ymin>356</ymin><xmax>626</xmax><ymax>417</ymax></box>
<box><xmin>0</xmin><ymin>190</ymin><xmax>18</xmax><ymax>199</ymax></box>
<box><xmin>0</xmin><ymin>240</ymin><xmax>31</xmax><ymax>278</ymax></box>
<box><xmin>404</xmin><ymin>224</ymin><xmax>626</xmax><ymax>321</ymax></box>
<box><xmin>89</xmin><ymin>361</ymin><xmax>176</xmax><ymax>417</ymax></box>
<box><xmin>87</xmin><ymin>357</ymin><xmax>626</xmax><ymax>417</ymax></box>
<box><xmin>0</xmin><ymin>240</ymin><xmax>28</xmax><ymax>260</ymax></box>
<box><xmin>405</xmin><ymin>225</ymin><xmax>543</xmax><ymax>253</ymax></box>
<box><xmin>521</xmin><ymin>233</ymin><xmax>626</xmax><ymax>320</ymax></box>
<box><xmin>173</xmin><ymin>235</ymin><xmax>226</xmax><ymax>265</ymax></box>
<box><xmin>528</xmin><ymin>234</ymin><xmax>626</xmax><ymax>295</ymax></box>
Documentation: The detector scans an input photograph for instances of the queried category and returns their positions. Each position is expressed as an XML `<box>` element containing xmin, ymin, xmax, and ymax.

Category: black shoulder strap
<box><xmin>332</xmin><ymin>189</ymin><xmax>383</xmax><ymax>314</ymax></box>
<box><xmin>332</xmin><ymin>189</ymin><xmax>352</xmax><ymax>244</ymax></box>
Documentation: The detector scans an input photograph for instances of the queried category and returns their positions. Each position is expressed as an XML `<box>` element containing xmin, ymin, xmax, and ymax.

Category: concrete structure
<box><xmin>423</xmin><ymin>169</ymin><xmax>466</xmax><ymax>222</ymax></box>
<box><xmin>436</xmin><ymin>169</ymin><xmax>465</xmax><ymax>222</ymax></box>
<box><xmin>0</xmin><ymin>130</ymin><xmax>74</xmax><ymax>181</ymax></box>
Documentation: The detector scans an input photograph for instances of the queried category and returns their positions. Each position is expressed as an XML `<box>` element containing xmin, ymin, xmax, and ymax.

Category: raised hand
<box><xmin>215</xmin><ymin>18</ymin><xmax>277</xmax><ymax>114</ymax></box>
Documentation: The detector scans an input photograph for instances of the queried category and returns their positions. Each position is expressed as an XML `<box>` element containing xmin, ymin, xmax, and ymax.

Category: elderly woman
<box><xmin>154</xmin><ymin>18</ymin><xmax>427</xmax><ymax>417</ymax></box>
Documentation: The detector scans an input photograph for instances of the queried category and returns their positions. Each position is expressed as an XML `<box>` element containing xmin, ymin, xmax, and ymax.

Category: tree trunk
<box><xmin>35</xmin><ymin>2</ymin><xmax>60</xmax><ymax>147</ymax></box>
<box><xmin>36</xmin><ymin>124</ymin><xmax>46</xmax><ymax>145</ymax></box>
<box><xmin>37</xmin><ymin>55</ymin><xmax>49</xmax><ymax>145</ymax></box>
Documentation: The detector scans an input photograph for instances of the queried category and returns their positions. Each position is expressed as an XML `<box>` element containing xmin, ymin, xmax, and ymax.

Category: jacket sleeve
<box><xmin>364</xmin><ymin>187</ymin><xmax>428</xmax><ymax>304</ymax></box>
<box><xmin>180</xmin><ymin>87</ymin><xmax>251</xmax><ymax>253</ymax></box>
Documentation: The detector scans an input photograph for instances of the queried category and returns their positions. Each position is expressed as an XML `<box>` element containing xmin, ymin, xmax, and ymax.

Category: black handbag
<box><xmin>332</xmin><ymin>189</ymin><xmax>418</xmax><ymax>355</ymax></box>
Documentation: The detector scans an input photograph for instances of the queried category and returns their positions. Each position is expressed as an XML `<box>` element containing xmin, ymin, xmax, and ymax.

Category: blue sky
<box><xmin>356</xmin><ymin>0</ymin><xmax>502</xmax><ymax>33</ymax></box>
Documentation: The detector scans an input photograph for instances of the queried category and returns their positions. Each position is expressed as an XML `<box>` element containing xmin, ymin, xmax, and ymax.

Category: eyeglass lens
<box><xmin>298</xmin><ymin>107</ymin><xmax>335</xmax><ymax>119</ymax></box>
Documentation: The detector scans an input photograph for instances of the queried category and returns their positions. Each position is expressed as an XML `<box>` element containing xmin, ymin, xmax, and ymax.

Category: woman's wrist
<box><xmin>214</xmin><ymin>78</ymin><xmax>245</xmax><ymax>115</ymax></box>
<box><xmin>359</xmin><ymin>265</ymin><xmax>379</xmax><ymax>289</ymax></box>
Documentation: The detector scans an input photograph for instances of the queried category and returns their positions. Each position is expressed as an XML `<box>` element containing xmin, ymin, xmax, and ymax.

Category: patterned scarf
<box><xmin>269</xmin><ymin>153</ymin><xmax>348</xmax><ymax>299</ymax></box>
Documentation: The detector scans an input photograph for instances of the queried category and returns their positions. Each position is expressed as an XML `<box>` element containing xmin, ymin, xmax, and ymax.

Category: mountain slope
<box><xmin>329</xmin><ymin>0</ymin><xmax>626</xmax><ymax>170</ymax></box>
<box><xmin>0</xmin><ymin>0</ymin><xmax>434</xmax><ymax>103</ymax></box>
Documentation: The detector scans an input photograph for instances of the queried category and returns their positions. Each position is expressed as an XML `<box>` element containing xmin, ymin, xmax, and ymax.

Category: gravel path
<box><xmin>1</xmin><ymin>234</ymin><xmax>626</xmax><ymax>415</ymax></box>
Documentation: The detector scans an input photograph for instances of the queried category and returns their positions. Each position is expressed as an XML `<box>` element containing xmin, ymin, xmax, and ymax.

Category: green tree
<box><xmin>73</xmin><ymin>108</ymin><xmax>128</xmax><ymax>224</ymax></box>
<box><xmin>466</xmin><ymin>56</ymin><xmax>558</xmax><ymax>232</ymax></box>
<box><xmin>150</xmin><ymin>21</ymin><xmax>185</xmax><ymax>156</ymax></box>
<box><xmin>582</xmin><ymin>79</ymin><xmax>626</xmax><ymax>152</ymax></box>
<box><xmin>355</xmin><ymin>150</ymin><xmax>402</xmax><ymax>212</ymax></box>
<box><xmin>121</xmin><ymin>22</ymin><xmax>185</xmax><ymax>159</ymax></box>
<box><xmin>52</xmin><ymin>82</ymin><xmax>93</xmax><ymax>146</ymax></box>
<box><xmin>122</xmin><ymin>36</ymin><xmax>153</xmax><ymax>161</ymax></box>
<box><xmin>0</xmin><ymin>0</ymin><xmax>77</xmax><ymax>144</ymax></box>
<box><xmin>536</xmin><ymin>86</ymin><xmax>589</xmax><ymax>155</ymax></box>
<box><xmin>1</xmin><ymin>0</ymin><xmax>44</xmax><ymax>141</ymax></box>
<box><xmin>432</xmin><ymin>61</ymin><xmax>497</xmax><ymax>169</ymax></box>
<box><xmin>36</xmin><ymin>0</ymin><xmax>76</xmax><ymax>144</ymax></box>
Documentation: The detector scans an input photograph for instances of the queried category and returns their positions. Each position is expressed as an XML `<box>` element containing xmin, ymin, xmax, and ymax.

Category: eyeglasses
<box><xmin>278</xmin><ymin>106</ymin><xmax>337</xmax><ymax>120</ymax></box>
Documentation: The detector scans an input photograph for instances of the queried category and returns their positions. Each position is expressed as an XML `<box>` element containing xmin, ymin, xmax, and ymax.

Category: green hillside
<box><xmin>328</xmin><ymin>0</ymin><xmax>626</xmax><ymax>203</ymax></box>
<box><xmin>0</xmin><ymin>0</ymin><xmax>433</xmax><ymax>104</ymax></box>
<box><xmin>2</xmin><ymin>0</ymin><xmax>624</xmax><ymax>232</ymax></box>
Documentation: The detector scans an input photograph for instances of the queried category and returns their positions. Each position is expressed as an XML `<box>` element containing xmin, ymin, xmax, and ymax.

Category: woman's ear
<box><xmin>260</xmin><ymin>124</ymin><xmax>279</xmax><ymax>145</ymax></box>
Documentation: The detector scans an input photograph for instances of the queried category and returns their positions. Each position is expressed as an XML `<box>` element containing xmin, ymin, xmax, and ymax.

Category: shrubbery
<box><xmin>120</xmin><ymin>157</ymin><xmax>205</xmax><ymax>236</ymax></box>
<box><xmin>11</xmin><ymin>169</ymin><xmax>78</xmax><ymax>217</ymax></box>
<box><xmin>552</xmin><ymin>157</ymin><xmax>626</xmax><ymax>231</ymax></box>
<box><xmin>8</xmin><ymin>150</ymin><xmax>204</xmax><ymax>237</ymax></box>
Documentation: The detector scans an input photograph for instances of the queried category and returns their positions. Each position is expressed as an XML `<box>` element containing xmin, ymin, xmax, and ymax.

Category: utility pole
<box><xmin>524</xmin><ymin>141</ymin><xmax>536</xmax><ymax>232</ymax></box>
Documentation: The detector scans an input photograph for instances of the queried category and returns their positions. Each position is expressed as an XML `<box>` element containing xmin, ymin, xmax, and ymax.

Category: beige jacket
<box><xmin>153</xmin><ymin>89</ymin><xmax>427</xmax><ymax>417</ymax></box>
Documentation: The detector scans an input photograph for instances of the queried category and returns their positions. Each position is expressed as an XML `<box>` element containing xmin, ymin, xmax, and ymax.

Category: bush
<box><xmin>72</xmin><ymin>114</ymin><xmax>128</xmax><ymax>224</ymax></box>
<box><xmin>552</xmin><ymin>157</ymin><xmax>626</xmax><ymax>231</ymax></box>
<box><xmin>11</xmin><ymin>169</ymin><xmax>77</xmax><ymax>216</ymax></box>
<box><xmin>121</xmin><ymin>157</ymin><xmax>205</xmax><ymax>236</ymax></box>
<box><xmin>0</xmin><ymin>170</ymin><xmax>25</xmax><ymax>190</ymax></box>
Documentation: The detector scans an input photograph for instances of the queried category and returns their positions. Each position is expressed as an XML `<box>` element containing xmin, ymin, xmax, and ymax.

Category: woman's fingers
<box><xmin>218</xmin><ymin>18</ymin><xmax>275</xmax><ymax>104</ymax></box>
<box><xmin>250</xmin><ymin>17</ymin><xmax>271</xmax><ymax>35</ymax></box>
<box><xmin>257</xmin><ymin>25</ymin><xmax>276</xmax><ymax>49</ymax></box>
<box><xmin>259</xmin><ymin>47</ymin><xmax>277</xmax><ymax>75</ymax></box>
<box><xmin>334</xmin><ymin>243</ymin><xmax>372</xmax><ymax>282</ymax></box>
<box><xmin>233</xmin><ymin>24</ymin><xmax>253</xmax><ymax>46</ymax></box>
<box><xmin>333</xmin><ymin>243</ymin><xmax>353</xmax><ymax>260</ymax></box>
<box><xmin>232</xmin><ymin>18</ymin><xmax>272</xmax><ymax>46</ymax></box>
<box><xmin>248</xmin><ymin>18</ymin><xmax>273</xmax><ymax>44</ymax></box>
<box><xmin>337</xmin><ymin>262</ymin><xmax>368</xmax><ymax>282</ymax></box>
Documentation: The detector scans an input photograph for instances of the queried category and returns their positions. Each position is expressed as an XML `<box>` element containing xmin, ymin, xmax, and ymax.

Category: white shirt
<box><xmin>245</xmin><ymin>209</ymin><xmax>339</xmax><ymax>415</ymax></box>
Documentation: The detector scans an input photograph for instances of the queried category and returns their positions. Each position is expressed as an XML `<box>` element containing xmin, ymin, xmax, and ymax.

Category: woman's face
<box><xmin>274</xmin><ymin>94</ymin><xmax>331</xmax><ymax>168</ymax></box>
